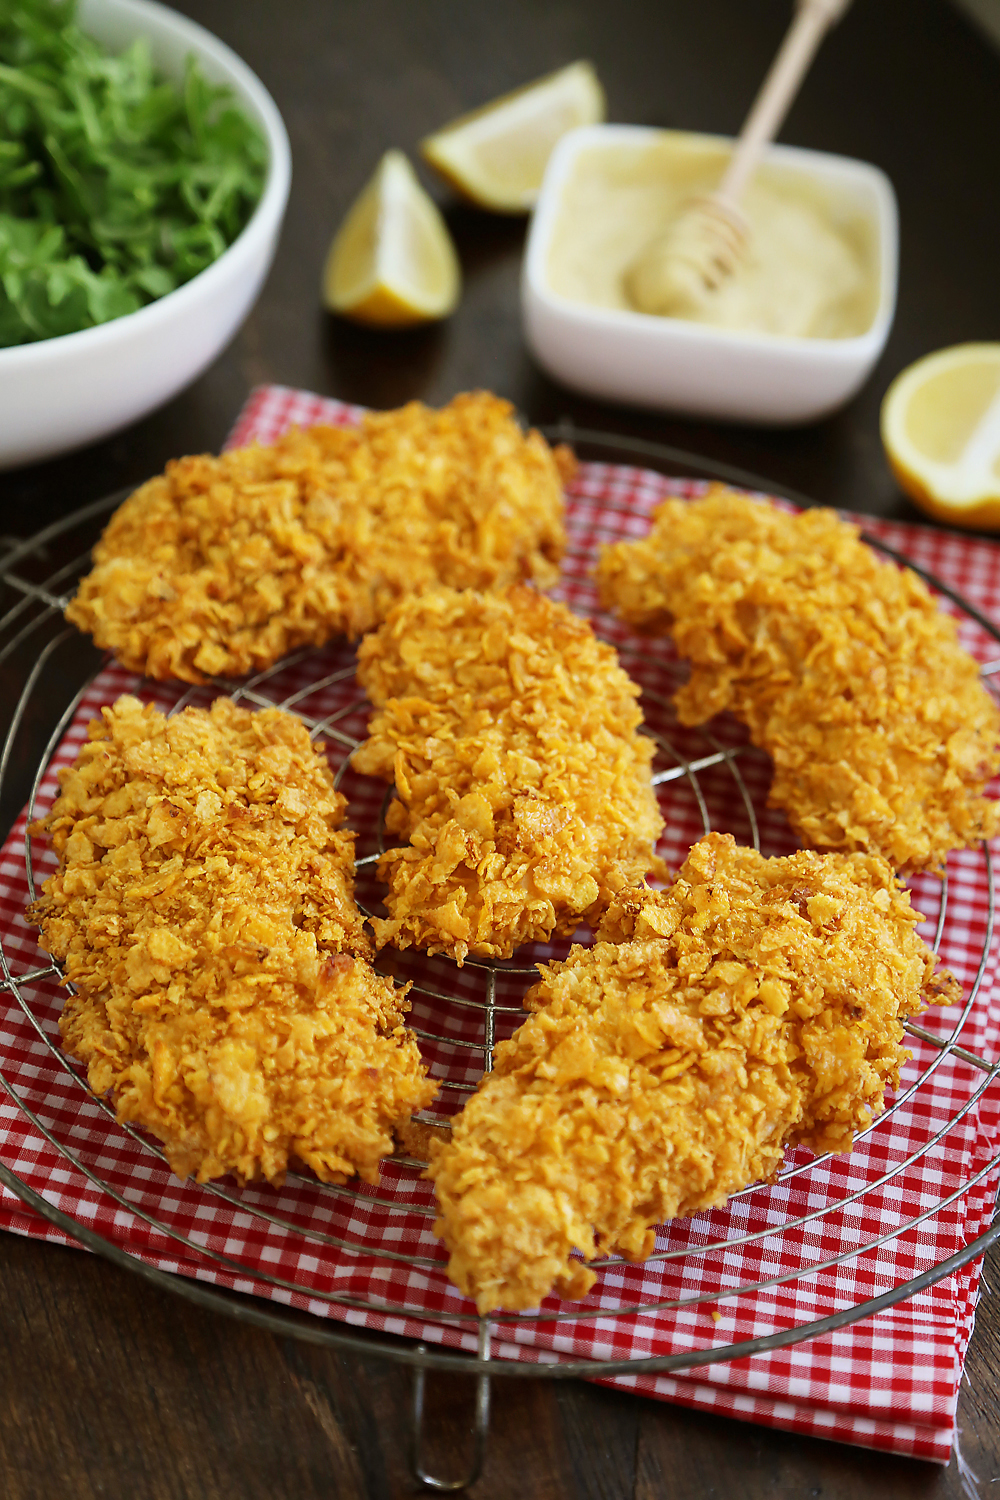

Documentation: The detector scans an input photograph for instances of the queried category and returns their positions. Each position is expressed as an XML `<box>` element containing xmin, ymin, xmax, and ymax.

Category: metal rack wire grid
<box><xmin>0</xmin><ymin>430</ymin><xmax>999</xmax><ymax>1491</ymax></box>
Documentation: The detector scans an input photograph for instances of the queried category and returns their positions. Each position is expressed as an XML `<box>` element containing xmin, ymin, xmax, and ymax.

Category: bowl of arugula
<box><xmin>0</xmin><ymin>0</ymin><xmax>291</xmax><ymax>468</ymax></box>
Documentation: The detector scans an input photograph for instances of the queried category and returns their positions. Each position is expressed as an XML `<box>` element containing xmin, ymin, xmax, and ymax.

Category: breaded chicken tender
<box><xmin>352</xmin><ymin>585</ymin><xmax>666</xmax><ymax>964</ymax></box>
<box><xmin>596</xmin><ymin>487</ymin><xmax>1000</xmax><ymax>873</ymax></box>
<box><xmin>66</xmin><ymin>392</ymin><xmax>572</xmax><ymax>683</ymax></box>
<box><xmin>428</xmin><ymin>833</ymin><xmax>958</xmax><ymax>1312</ymax></box>
<box><xmin>29</xmin><ymin>695</ymin><xmax>436</xmax><ymax>1185</ymax></box>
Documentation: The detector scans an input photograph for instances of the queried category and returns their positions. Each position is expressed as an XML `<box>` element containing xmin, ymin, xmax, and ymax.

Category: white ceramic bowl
<box><xmin>0</xmin><ymin>0</ymin><xmax>291</xmax><ymax>469</ymax></box>
<box><xmin>522</xmin><ymin>125</ymin><xmax>898</xmax><ymax>426</ymax></box>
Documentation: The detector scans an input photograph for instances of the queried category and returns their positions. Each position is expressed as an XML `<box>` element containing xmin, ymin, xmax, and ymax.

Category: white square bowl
<box><xmin>522</xmin><ymin>125</ymin><xmax>898</xmax><ymax>426</ymax></box>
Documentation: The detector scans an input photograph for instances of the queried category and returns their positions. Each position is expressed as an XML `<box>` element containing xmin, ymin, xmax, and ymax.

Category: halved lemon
<box><xmin>881</xmin><ymin>344</ymin><xmax>1000</xmax><ymax>529</ymax></box>
<box><xmin>420</xmin><ymin>60</ymin><xmax>605</xmax><ymax>214</ymax></box>
<box><xmin>322</xmin><ymin>150</ymin><xmax>460</xmax><ymax>327</ymax></box>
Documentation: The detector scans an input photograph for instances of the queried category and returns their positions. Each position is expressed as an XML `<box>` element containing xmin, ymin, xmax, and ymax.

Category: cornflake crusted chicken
<box><xmin>29</xmin><ymin>695</ymin><xmax>436</xmax><ymax>1185</ymax></box>
<box><xmin>596</xmin><ymin>486</ymin><xmax>1000</xmax><ymax>873</ymax></box>
<box><xmin>428</xmin><ymin>833</ymin><xmax>959</xmax><ymax>1313</ymax></box>
<box><xmin>66</xmin><ymin>392</ymin><xmax>572</xmax><ymax>683</ymax></box>
<box><xmin>352</xmin><ymin>585</ymin><xmax>666</xmax><ymax>964</ymax></box>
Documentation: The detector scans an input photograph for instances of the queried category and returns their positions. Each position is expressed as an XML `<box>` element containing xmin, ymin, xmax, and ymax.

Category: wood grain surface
<box><xmin>1</xmin><ymin>1</ymin><xmax>999</xmax><ymax>1495</ymax></box>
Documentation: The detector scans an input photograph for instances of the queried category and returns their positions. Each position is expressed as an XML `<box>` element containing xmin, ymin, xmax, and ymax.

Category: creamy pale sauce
<box><xmin>546</xmin><ymin>137</ymin><xmax>879</xmax><ymax>339</ymax></box>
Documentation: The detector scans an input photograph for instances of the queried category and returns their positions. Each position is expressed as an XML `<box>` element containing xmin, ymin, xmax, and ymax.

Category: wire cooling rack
<box><xmin>1</xmin><ymin>428</ymin><xmax>1000</xmax><ymax>1491</ymax></box>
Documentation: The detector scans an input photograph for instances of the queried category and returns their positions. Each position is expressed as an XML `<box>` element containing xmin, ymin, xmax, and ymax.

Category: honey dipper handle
<box><xmin>719</xmin><ymin>0</ymin><xmax>854</xmax><ymax>205</ymax></box>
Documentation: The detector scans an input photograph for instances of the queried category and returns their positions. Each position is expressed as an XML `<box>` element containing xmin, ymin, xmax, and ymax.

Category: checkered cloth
<box><xmin>1</xmin><ymin>382</ymin><xmax>999</xmax><ymax>1464</ymax></box>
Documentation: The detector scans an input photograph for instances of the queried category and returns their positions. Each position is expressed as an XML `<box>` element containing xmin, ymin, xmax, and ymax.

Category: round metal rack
<box><xmin>0</xmin><ymin>427</ymin><xmax>999</xmax><ymax>1493</ymax></box>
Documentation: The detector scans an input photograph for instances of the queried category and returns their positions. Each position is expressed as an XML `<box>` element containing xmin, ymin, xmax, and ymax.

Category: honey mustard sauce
<box><xmin>546</xmin><ymin>138</ymin><xmax>877</xmax><ymax>339</ymax></box>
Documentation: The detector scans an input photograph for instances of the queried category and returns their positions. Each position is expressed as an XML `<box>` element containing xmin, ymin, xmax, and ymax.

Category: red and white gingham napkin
<box><xmin>1</xmin><ymin>383</ymin><xmax>999</xmax><ymax>1463</ymax></box>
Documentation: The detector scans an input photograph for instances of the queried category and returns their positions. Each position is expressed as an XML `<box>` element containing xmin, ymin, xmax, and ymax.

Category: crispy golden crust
<box><xmin>428</xmin><ymin>832</ymin><xmax>958</xmax><ymax>1312</ymax></box>
<box><xmin>595</xmin><ymin>486</ymin><xmax>1000</xmax><ymax>873</ymax></box>
<box><xmin>352</xmin><ymin>585</ymin><xmax>666</xmax><ymax>964</ymax></box>
<box><xmin>66</xmin><ymin>392</ymin><xmax>571</xmax><ymax>683</ymax></box>
<box><xmin>29</xmin><ymin>695</ymin><xmax>436</xmax><ymax>1186</ymax></box>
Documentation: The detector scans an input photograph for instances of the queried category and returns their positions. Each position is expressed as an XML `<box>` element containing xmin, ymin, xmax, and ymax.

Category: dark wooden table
<box><xmin>2</xmin><ymin>1</ymin><xmax>1000</xmax><ymax>1495</ymax></box>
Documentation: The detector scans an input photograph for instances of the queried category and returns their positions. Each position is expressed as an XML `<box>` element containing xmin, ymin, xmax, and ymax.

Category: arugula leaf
<box><xmin>0</xmin><ymin>0</ymin><xmax>267</xmax><ymax>346</ymax></box>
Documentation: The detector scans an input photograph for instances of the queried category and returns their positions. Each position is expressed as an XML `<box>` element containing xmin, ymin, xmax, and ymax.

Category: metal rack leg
<box><xmin>409</xmin><ymin>1320</ymin><xmax>492</xmax><ymax>1492</ymax></box>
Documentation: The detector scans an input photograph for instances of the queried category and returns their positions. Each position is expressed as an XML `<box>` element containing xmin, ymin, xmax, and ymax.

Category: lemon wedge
<box><xmin>420</xmin><ymin>61</ymin><xmax>605</xmax><ymax>214</ymax></box>
<box><xmin>881</xmin><ymin>344</ymin><xmax>1000</xmax><ymax>529</ymax></box>
<box><xmin>322</xmin><ymin>150</ymin><xmax>460</xmax><ymax>327</ymax></box>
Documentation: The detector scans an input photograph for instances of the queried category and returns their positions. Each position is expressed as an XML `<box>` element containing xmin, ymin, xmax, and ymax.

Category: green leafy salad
<box><xmin>0</xmin><ymin>0</ymin><xmax>267</xmax><ymax>346</ymax></box>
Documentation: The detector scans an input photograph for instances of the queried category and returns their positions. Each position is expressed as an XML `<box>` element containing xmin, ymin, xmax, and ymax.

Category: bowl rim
<box><xmin>524</xmin><ymin>122</ymin><xmax>898</xmax><ymax>356</ymax></box>
<box><xmin>0</xmin><ymin>0</ymin><xmax>292</xmax><ymax>368</ymax></box>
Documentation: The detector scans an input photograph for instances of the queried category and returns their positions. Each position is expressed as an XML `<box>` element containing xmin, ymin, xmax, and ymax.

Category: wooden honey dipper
<box><xmin>626</xmin><ymin>0</ymin><xmax>854</xmax><ymax>318</ymax></box>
